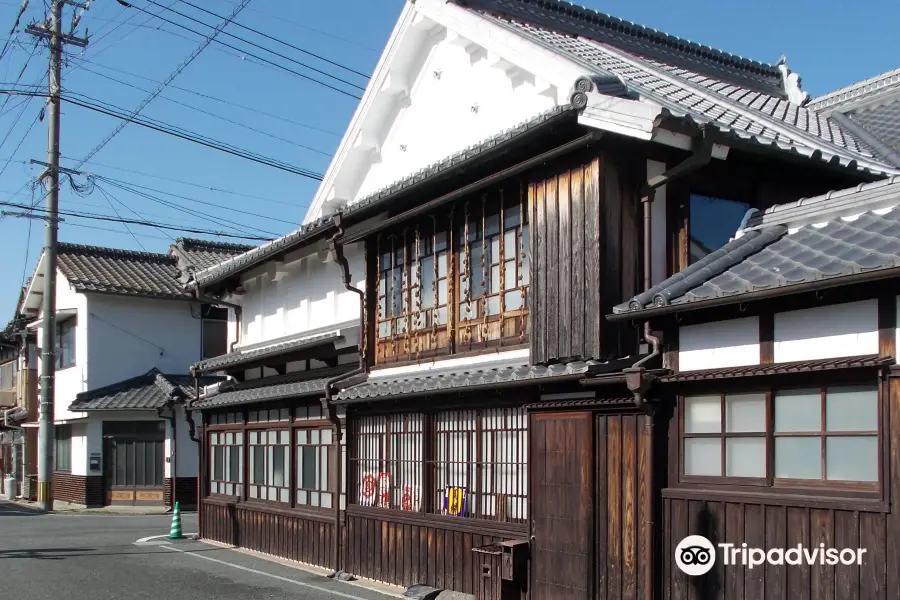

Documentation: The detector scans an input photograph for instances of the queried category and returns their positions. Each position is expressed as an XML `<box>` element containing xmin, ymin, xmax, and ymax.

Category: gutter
<box><xmin>621</xmin><ymin>126</ymin><xmax>716</xmax><ymax>600</ymax></box>
<box><xmin>321</xmin><ymin>213</ymin><xmax>367</xmax><ymax>578</ymax></box>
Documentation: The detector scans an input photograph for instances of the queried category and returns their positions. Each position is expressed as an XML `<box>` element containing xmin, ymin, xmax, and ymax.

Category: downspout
<box><xmin>321</xmin><ymin>213</ymin><xmax>367</xmax><ymax>578</ymax></box>
<box><xmin>621</xmin><ymin>126</ymin><xmax>715</xmax><ymax>600</ymax></box>
<box><xmin>193</xmin><ymin>374</ymin><xmax>202</xmax><ymax>536</ymax></box>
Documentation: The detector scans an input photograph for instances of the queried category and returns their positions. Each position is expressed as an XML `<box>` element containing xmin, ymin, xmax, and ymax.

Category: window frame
<box><xmin>203</xmin><ymin>405</ymin><xmax>340</xmax><ymax>514</ymax></box>
<box><xmin>208</xmin><ymin>429</ymin><xmax>243</xmax><ymax>499</ymax></box>
<box><xmin>348</xmin><ymin>406</ymin><xmax>528</xmax><ymax>524</ymax></box>
<box><xmin>56</xmin><ymin>318</ymin><xmax>76</xmax><ymax>370</ymax></box>
<box><xmin>55</xmin><ymin>424</ymin><xmax>72</xmax><ymax>473</ymax></box>
<box><xmin>678</xmin><ymin>382</ymin><xmax>883</xmax><ymax>496</ymax></box>
<box><xmin>372</xmin><ymin>186</ymin><xmax>531</xmax><ymax>366</ymax></box>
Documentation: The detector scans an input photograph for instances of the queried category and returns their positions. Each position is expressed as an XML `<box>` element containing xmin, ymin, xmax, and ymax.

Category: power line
<box><xmin>66</xmin><ymin>55</ymin><xmax>341</xmax><ymax>137</ymax></box>
<box><xmin>116</xmin><ymin>0</ymin><xmax>362</xmax><ymax>100</ymax></box>
<box><xmin>0</xmin><ymin>0</ymin><xmax>28</xmax><ymax>63</ymax></box>
<box><xmin>93</xmin><ymin>177</ymin><xmax>278</xmax><ymax>238</ymax></box>
<box><xmin>0</xmin><ymin>196</ymin><xmax>274</xmax><ymax>240</ymax></box>
<box><xmin>88</xmin><ymin>173</ymin><xmax>303</xmax><ymax>227</ymax></box>
<box><xmin>57</xmin><ymin>154</ymin><xmax>301</xmax><ymax>208</ymax></box>
<box><xmin>62</xmin><ymin>220</ymin><xmax>170</xmax><ymax>241</ymax></box>
<box><xmin>143</xmin><ymin>0</ymin><xmax>366</xmax><ymax>91</ymax></box>
<box><xmin>93</xmin><ymin>177</ymin><xmax>148</xmax><ymax>250</ymax></box>
<box><xmin>174</xmin><ymin>0</ymin><xmax>370</xmax><ymax>80</ymax></box>
<box><xmin>68</xmin><ymin>67</ymin><xmax>332</xmax><ymax>157</ymax></box>
<box><xmin>60</xmin><ymin>92</ymin><xmax>324</xmax><ymax>179</ymax></box>
<box><xmin>74</xmin><ymin>0</ymin><xmax>253</xmax><ymax>169</ymax></box>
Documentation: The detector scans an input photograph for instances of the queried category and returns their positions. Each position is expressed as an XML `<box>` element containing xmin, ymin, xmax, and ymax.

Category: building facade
<box><xmin>16</xmin><ymin>238</ymin><xmax>247</xmax><ymax>508</ymax></box>
<box><xmin>185</xmin><ymin>1</ymin><xmax>900</xmax><ymax>599</ymax></box>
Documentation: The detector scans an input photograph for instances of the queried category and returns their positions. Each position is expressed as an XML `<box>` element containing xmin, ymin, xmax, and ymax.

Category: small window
<box><xmin>689</xmin><ymin>194</ymin><xmax>750</xmax><ymax>264</ymax></box>
<box><xmin>55</xmin><ymin>425</ymin><xmax>72</xmax><ymax>472</ymax></box>
<box><xmin>296</xmin><ymin>427</ymin><xmax>333</xmax><ymax>508</ymax></box>
<box><xmin>248</xmin><ymin>429</ymin><xmax>289</xmax><ymax>503</ymax></box>
<box><xmin>56</xmin><ymin>319</ymin><xmax>76</xmax><ymax>370</ymax></box>
<box><xmin>209</xmin><ymin>431</ymin><xmax>243</xmax><ymax>497</ymax></box>
<box><xmin>202</xmin><ymin>319</ymin><xmax>228</xmax><ymax>359</ymax></box>
<box><xmin>681</xmin><ymin>383</ymin><xmax>880</xmax><ymax>490</ymax></box>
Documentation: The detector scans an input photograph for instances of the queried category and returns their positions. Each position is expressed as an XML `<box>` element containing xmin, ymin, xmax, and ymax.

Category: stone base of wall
<box><xmin>52</xmin><ymin>473</ymin><xmax>103</xmax><ymax>507</ymax></box>
<box><xmin>164</xmin><ymin>477</ymin><xmax>197</xmax><ymax>509</ymax></box>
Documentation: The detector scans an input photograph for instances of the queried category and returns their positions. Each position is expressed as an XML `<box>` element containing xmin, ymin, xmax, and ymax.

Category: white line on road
<box><xmin>134</xmin><ymin>534</ymin><xmax>198</xmax><ymax>544</ymax></box>
<box><xmin>160</xmin><ymin>544</ymin><xmax>384</xmax><ymax>600</ymax></box>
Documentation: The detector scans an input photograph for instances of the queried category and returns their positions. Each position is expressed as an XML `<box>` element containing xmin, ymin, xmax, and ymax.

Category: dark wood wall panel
<box><xmin>662</xmin><ymin>497</ymin><xmax>889</xmax><ymax>600</ymax></box>
<box><xmin>529</xmin><ymin>153</ymin><xmax>640</xmax><ymax>364</ymax></box>
<box><xmin>596</xmin><ymin>412</ymin><xmax>653</xmax><ymax>600</ymax></box>
<box><xmin>344</xmin><ymin>508</ymin><xmax>529</xmax><ymax>599</ymax></box>
<box><xmin>200</xmin><ymin>500</ymin><xmax>334</xmax><ymax>569</ymax></box>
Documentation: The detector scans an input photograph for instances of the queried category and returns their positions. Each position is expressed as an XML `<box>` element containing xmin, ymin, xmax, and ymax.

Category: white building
<box><xmin>17</xmin><ymin>239</ymin><xmax>249</xmax><ymax>508</ymax></box>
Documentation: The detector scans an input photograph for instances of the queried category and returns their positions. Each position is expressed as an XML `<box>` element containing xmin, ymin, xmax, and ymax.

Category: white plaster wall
<box><xmin>774</xmin><ymin>300</ymin><xmax>878</xmax><ymax>363</ymax></box>
<box><xmin>34</xmin><ymin>272</ymin><xmax>89</xmax><ymax>422</ymax></box>
<box><xmin>240</xmin><ymin>245</ymin><xmax>364</xmax><ymax>347</ymax></box>
<box><xmin>352</xmin><ymin>31</ymin><xmax>558</xmax><ymax>202</ymax></box>
<box><xmin>68</xmin><ymin>421</ymin><xmax>89</xmax><ymax>476</ymax></box>
<box><xmin>679</xmin><ymin>317</ymin><xmax>760</xmax><ymax>372</ymax></box>
<box><xmin>164</xmin><ymin>405</ymin><xmax>199</xmax><ymax>478</ymax></box>
<box><xmin>86</xmin><ymin>295</ymin><xmax>203</xmax><ymax>390</ymax></box>
<box><xmin>895</xmin><ymin>296</ymin><xmax>900</xmax><ymax>354</ymax></box>
<box><xmin>226</xmin><ymin>308</ymin><xmax>238</xmax><ymax>352</ymax></box>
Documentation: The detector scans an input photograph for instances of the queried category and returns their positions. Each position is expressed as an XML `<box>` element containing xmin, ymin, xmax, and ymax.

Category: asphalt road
<box><xmin>0</xmin><ymin>501</ymin><xmax>398</xmax><ymax>600</ymax></box>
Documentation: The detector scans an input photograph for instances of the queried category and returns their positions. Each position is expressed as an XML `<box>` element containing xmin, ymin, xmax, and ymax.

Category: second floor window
<box><xmin>689</xmin><ymin>194</ymin><xmax>750</xmax><ymax>264</ymax></box>
<box><xmin>56</xmin><ymin>319</ymin><xmax>75</xmax><ymax>370</ymax></box>
<box><xmin>374</xmin><ymin>186</ymin><xmax>530</xmax><ymax>363</ymax></box>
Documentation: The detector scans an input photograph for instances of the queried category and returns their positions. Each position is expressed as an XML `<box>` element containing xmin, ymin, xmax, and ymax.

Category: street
<box><xmin>0</xmin><ymin>502</ymin><xmax>398</xmax><ymax>600</ymax></box>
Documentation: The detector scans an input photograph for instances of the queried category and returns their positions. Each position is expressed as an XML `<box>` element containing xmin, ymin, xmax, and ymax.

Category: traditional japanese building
<box><xmin>186</xmin><ymin>1</ymin><xmax>900</xmax><ymax>599</ymax></box>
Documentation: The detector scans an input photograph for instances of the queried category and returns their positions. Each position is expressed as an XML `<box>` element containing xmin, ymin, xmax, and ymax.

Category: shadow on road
<box><xmin>0</xmin><ymin>546</ymin><xmax>220</xmax><ymax>560</ymax></box>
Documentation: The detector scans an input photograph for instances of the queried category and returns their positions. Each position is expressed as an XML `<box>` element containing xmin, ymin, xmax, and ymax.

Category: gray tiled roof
<box><xmin>192</xmin><ymin>332</ymin><xmax>343</xmax><ymax>373</ymax></box>
<box><xmin>57</xmin><ymin>243</ymin><xmax>190</xmax><ymax>300</ymax></box>
<box><xmin>659</xmin><ymin>355</ymin><xmax>893</xmax><ymax>383</ymax></box>
<box><xmin>69</xmin><ymin>368</ymin><xmax>222</xmax><ymax>411</ymax></box>
<box><xmin>809</xmin><ymin>68</ymin><xmax>900</xmax><ymax>113</ymax></box>
<box><xmin>468</xmin><ymin>0</ymin><xmax>898</xmax><ymax>175</ymax></box>
<box><xmin>613</xmin><ymin>176</ymin><xmax>900</xmax><ymax>316</ymax></box>
<box><xmin>172</xmin><ymin>238</ymin><xmax>255</xmax><ymax>272</ymax></box>
<box><xmin>190</xmin><ymin>216</ymin><xmax>336</xmax><ymax>289</ymax></box>
<box><xmin>189</xmin><ymin>104</ymin><xmax>578</xmax><ymax>291</ymax></box>
<box><xmin>334</xmin><ymin>358</ymin><xmax>619</xmax><ymax>403</ymax></box>
<box><xmin>190</xmin><ymin>374</ymin><xmax>338</xmax><ymax>410</ymax></box>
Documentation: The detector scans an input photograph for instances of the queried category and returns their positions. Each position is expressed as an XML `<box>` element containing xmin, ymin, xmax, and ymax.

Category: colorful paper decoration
<box><xmin>359</xmin><ymin>472</ymin><xmax>379</xmax><ymax>507</ymax></box>
<box><xmin>401</xmin><ymin>484</ymin><xmax>420</xmax><ymax>512</ymax></box>
<box><xmin>377</xmin><ymin>472</ymin><xmax>391</xmax><ymax>508</ymax></box>
<box><xmin>443</xmin><ymin>486</ymin><xmax>467</xmax><ymax>517</ymax></box>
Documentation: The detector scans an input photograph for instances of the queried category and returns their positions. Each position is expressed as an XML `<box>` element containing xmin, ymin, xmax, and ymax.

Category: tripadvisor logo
<box><xmin>675</xmin><ymin>535</ymin><xmax>867</xmax><ymax>576</ymax></box>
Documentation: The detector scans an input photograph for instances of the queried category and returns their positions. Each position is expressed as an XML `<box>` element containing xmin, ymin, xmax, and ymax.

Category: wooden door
<box><xmin>530</xmin><ymin>411</ymin><xmax>593</xmax><ymax>600</ymax></box>
<box><xmin>103</xmin><ymin>434</ymin><xmax>165</xmax><ymax>505</ymax></box>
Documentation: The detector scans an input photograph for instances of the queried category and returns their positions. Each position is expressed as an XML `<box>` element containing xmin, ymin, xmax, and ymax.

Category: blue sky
<box><xmin>0</xmin><ymin>0</ymin><xmax>897</xmax><ymax>319</ymax></box>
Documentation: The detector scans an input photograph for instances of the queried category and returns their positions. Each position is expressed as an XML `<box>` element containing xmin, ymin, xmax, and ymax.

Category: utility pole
<box><xmin>27</xmin><ymin>0</ymin><xmax>88</xmax><ymax>511</ymax></box>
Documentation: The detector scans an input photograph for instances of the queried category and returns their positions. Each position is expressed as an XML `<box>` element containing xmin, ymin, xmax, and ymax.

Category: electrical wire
<box><xmin>0</xmin><ymin>196</ymin><xmax>274</xmax><ymax>240</ymax></box>
<box><xmin>68</xmin><ymin>67</ymin><xmax>332</xmax><ymax>157</ymax></box>
<box><xmin>62</xmin><ymin>220</ymin><xmax>170</xmax><ymax>241</ymax></box>
<box><xmin>0</xmin><ymin>0</ymin><xmax>28</xmax><ymax>64</ymax></box>
<box><xmin>60</xmin><ymin>92</ymin><xmax>324</xmax><ymax>179</ymax></box>
<box><xmin>74</xmin><ymin>0</ymin><xmax>253</xmax><ymax>169</ymax></box>
<box><xmin>88</xmin><ymin>173</ymin><xmax>303</xmax><ymax>227</ymax></box>
<box><xmin>174</xmin><ymin>0</ymin><xmax>370</xmax><ymax>80</ymax></box>
<box><xmin>92</xmin><ymin>177</ymin><xmax>277</xmax><ymax>238</ymax></box>
<box><xmin>143</xmin><ymin>0</ymin><xmax>366</xmax><ymax>90</ymax></box>
<box><xmin>116</xmin><ymin>0</ymin><xmax>362</xmax><ymax>100</ymax></box>
<box><xmin>66</xmin><ymin>55</ymin><xmax>341</xmax><ymax>137</ymax></box>
<box><xmin>93</xmin><ymin>177</ymin><xmax>148</xmax><ymax>249</ymax></box>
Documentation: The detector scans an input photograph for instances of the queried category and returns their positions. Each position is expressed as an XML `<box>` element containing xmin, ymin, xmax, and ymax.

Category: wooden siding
<box><xmin>659</xmin><ymin>375</ymin><xmax>900</xmax><ymax>600</ymax></box>
<box><xmin>529</xmin><ymin>153</ymin><xmax>640</xmax><ymax>364</ymax></box>
<box><xmin>345</xmin><ymin>506</ymin><xmax>529</xmax><ymax>597</ymax></box>
<box><xmin>200</xmin><ymin>499</ymin><xmax>335</xmax><ymax>568</ymax></box>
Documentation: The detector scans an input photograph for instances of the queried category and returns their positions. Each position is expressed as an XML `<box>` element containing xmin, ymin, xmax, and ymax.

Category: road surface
<box><xmin>0</xmin><ymin>501</ymin><xmax>398</xmax><ymax>600</ymax></box>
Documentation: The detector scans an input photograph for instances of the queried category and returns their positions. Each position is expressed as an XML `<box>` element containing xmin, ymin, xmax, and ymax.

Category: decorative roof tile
<box><xmin>469</xmin><ymin>4</ymin><xmax>898</xmax><ymax>175</ymax></box>
<box><xmin>613</xmin><ymin>176</ymin><xmax>900</xmax><ymax>317</ymax></box>
<box><xmin>192</xmin><ymin>332</ymin><xmax>343</xmax><ymax>373</ymax></box>
<box><xmin>171</xmin><ymin>237</ymin><xmax>255</xmax><ymax>272</ymax></box>
<box><xmin>69</xmin><ymin>368</ymin><xmax>222</xmax><ymax>411</ymax></box>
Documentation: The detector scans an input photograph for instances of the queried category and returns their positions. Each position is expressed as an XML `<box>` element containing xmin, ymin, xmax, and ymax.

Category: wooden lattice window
<box><xmin>248</xmin><ymin>429</ymin><xmax>290</xmax><ymax>503</ymax></box>
<box><xmin>456</xmin><ymin>191</ymin><xmax>529</xmax><ymax>350</ymax></box>
<box><xmin>376</xmin><ymin>219</ymin><xmax>450</xmax><ymax>362</ymax></box>
<box><xmin>350</xmin><ymin>407</ymin><xmax>527</xmax><ymax>522</ymax></box>
<box><xmin>209</xmin><ymin>431</ymin><xmax>243</xmax><ymax>497</ymax></box>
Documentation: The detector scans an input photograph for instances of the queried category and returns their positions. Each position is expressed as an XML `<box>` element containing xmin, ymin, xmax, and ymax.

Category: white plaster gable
<box><xmin>303</xmin><ymin>0</ymin><xmax>586</xmax><ymax>223</ymax></box>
